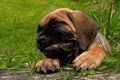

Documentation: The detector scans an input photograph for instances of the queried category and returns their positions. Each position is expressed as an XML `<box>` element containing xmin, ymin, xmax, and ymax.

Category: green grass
<box><xmin>0</xmin><ymin>0</ymin><xmax>120</xmax><ymax>76</ymax></box>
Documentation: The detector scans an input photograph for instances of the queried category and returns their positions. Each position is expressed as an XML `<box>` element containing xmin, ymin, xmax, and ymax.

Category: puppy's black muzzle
<box><xmin>37</xmin><ymin>18</ymin><xmax>76</xmax><ymax>59</ymax></box>
<box><xmin>37</xmin><ymin>35</ymin><xmax>47</xmax><ymax>46</ymax></box>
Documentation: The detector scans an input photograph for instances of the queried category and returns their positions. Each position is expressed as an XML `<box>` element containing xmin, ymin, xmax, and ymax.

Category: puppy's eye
<box><xmin>49</xmin><ymin>18</ymin><xmax>66</xmax><ymax>26</ymax></box>
<box><xmin>37</xmin><ymin>25</ymin><xmax>43</xmax><ymax>33</ymax></box>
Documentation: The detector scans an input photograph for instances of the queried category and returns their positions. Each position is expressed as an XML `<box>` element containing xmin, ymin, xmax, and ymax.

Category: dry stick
<box><xmin>106</xmin><ymin>1</ymin><xmax>114</xmax><ymax>38</ymax></box>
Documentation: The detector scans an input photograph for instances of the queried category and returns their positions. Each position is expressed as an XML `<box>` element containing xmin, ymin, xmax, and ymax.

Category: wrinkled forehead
<box><xmin>40</xmin><ymin>8</ymin><xmax>73</xmax><ymax>27</ymax></box>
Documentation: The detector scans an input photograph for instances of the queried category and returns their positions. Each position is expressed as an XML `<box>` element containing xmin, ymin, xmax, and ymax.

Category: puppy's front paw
<box><xmin>73</xmin><ymin>51</ymin><xmax>104</xmax><ymax>71</ymax></box>
<box><xmin>36</xmin><ymin>58</ymin><xmax>60</xmax><ymax>73</ymax></box>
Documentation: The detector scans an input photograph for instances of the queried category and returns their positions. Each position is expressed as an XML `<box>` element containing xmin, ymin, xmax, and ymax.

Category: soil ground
<box><xmin>0</xmin><ymin>68</ymin><xmax>120</xmax><ymax>80</ymax></box>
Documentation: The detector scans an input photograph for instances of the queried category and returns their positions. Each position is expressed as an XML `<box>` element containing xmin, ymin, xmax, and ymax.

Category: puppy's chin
<box><xmin>43</xmin><ymin>42</ymin><xmax>75</xmax><ymax>59</ymax></box>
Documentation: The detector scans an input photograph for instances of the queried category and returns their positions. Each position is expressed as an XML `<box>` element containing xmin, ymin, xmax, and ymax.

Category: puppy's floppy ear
<box><xmin>67</xmin><ymin>10</ymin><xmax>99</xmax><ymax>50</ymax></box>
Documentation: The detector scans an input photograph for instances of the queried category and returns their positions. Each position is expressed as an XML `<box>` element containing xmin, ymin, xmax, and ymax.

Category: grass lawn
<box><xmin>0</xmin><ymin>0</ymin><xmax>120</xmax><ymax>75</ymax></box>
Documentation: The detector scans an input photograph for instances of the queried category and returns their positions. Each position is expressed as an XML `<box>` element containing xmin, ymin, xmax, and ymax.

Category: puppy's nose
<box><xmin>37</xmin><ymin>36</ymin><xmax>47</xmax><ymax>44</ymax></box>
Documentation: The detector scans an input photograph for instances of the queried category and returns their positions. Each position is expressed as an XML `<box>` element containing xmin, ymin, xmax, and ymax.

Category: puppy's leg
<box><xmin>73</xmin><ymin>44</ymin><xmax>106</xmax><ymax>71</ymax></box>
<box><xmin>36</xmin><ymin>58</ymin><xmax>60</xmax><ymax>73</ymax></box>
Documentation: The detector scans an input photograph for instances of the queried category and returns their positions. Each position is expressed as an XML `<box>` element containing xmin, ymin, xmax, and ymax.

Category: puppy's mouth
<box><xmin>43</xmin><ymin>41</ymin><xmax>75</xmax><ymax>58</ymax></box>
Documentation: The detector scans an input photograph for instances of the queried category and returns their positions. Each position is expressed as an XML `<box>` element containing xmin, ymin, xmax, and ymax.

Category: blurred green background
<box><xmin>0</xmin><ymin>0</ymin><xmax>120</xmax><ymax>72</ymax></box>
